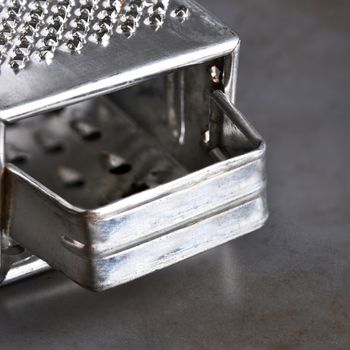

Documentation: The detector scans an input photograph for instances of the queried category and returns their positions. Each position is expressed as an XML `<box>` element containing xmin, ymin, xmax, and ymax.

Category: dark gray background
<box><xmin>1</xmin><ymin>1</ymin><xmax>350</xmax><ymax>349</ymax></box>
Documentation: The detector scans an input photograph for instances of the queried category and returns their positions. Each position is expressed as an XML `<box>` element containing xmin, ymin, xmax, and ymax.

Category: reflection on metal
<box><xmin>166</xmin><ymin>71</ymin><xmax>186</xmax><ymax>145</ymax></box>
<box><xmin>2</xmin><ymin>256</ymin><xmax>50</xmax><ymax>286</ymax></box>
<box><xmin>0</xmin><ymin>0</ymin><xmax>268</xmax><ymax>291</ymax></box>
<box><xmin>0</xmin><ymin>0</ymin><xmax>183</xmax><ymax>70</ymax></box>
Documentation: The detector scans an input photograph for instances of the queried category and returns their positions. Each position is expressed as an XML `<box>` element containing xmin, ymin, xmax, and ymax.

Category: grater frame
<box><xmin>0</xmin><ymin>0</ymin><xmax>268</xmax><ymax>291</ymax></box>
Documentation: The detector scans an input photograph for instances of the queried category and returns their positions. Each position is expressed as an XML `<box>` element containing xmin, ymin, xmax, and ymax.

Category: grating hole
<box><xmin>71</xmin><ymin>120</ymin><xmax>102</xmax><ymax>141</ymax></box>
<box><xmin>8</xmin><ymin>153</ymin><xmax>28</xmax><ymax>165</ymax></box>
<box><xmin>58</xmin><ymin>166</ymin><xmax>85</xmax><ymax>188</ymax></box>
<box><xmin>64</xmin><ymin>177</ymin><xmax>85</xmax><ymax>188</ymax></box>
<box><xmin>101</xmin><ymin>151</ymin><xmax>132</xmax><ymax>175</ymax></box>
<box><xmin>82</xmin><ymin>130</ymin><xmax>102</xmax><ymax>141</ymax></box>
<box><xmin>6</xmin><ymin>145</ymin><xmax>29</xmax><ymax>165</ymax></box>
<box><xmin>109</xmin><ymin>163</ymin><xmax>132</xmax><ymax>175</ymax></box>
<box><xmin>45</xmin><ymin>143</ymin><xmax>65</xmax><ymax>154</ymax></box>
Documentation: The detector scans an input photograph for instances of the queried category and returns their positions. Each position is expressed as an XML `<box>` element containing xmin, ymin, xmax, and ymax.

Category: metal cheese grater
<box><xmin>0</xmin><ymin>0</ymin><xmax>268</xmax><ymax>291</ymax></box>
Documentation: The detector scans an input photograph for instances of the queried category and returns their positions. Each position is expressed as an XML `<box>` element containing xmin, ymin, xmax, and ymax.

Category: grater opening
<box><xmin>5</xmin><ymin>94</ymin><xmax>189</xmax><ymax>209</ymax></box>
<box><xmin>5</xmin><ymin>65</ymin><xmax>256</xmax><ymax>210</ymax></box>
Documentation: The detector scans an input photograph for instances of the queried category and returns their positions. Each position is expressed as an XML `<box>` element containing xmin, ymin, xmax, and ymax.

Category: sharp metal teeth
<box><xmin>115</xmin><ymin>0</ymin><xmax>150</xmax><ymax>37</ymax></box>
<box><xmin>20</xmin><ymin>26</ymin><xmax>36</xmax><ymax>41</ymax></box>
<box><xmin>172</xmin><ymin>5</ymin><xmax>190</xmax><ymax>21</ymax></box>
<box><xmin>9</xmin><ymin>53</ymin><xmax>27</xmax><ymax>70</ymax></box>
<box><xmin>144</xmin><ymin>0</ymin><xmax>168</xmax><ymax>29</ymax></box>
<box><xmin>64</xmin><ymin>0</ymin><xmax>101</xmax><ymax>51</ymax></box>
<box><xmin>128</xmin><ymin>0</ymin><xmax>145</xmax><ymax>12</ymax></box>
<box><xmin>95</xmin><ymin>27</ymin><xmax>111</xmax><ymax>42</ymax></box>
<box><xmin>117</xmin><ymin>17</ymin><xmax>137</xmax><ymax>36</ymax></box>
<box><xmin>78</xmin><ymin>8</ymin><xmax>92</xmax><ymax>22</ymax></box>
<box><xmin>8</xmin><ymin>0</ymin><xmax>49</xmax><ymax>69</ymax></box>
<box><xmin>123</xmin><ymin>8</ymin><xmax>142</xmax><ymax>21</ymax></box>
<box><xmin>59</xmin><ymin>0</ymin><xmax>73</xmax><ymax>9</ymax></box>
<box><xmin>99</xmin><ymin>15</ymin><xmax>113</xmax><ymax>28</ymax></box>
<box><xmin>30</xmin><ymin>7</ymin><xmax>44</xmax><ymax>20</ymax></box>
<box><xmin>8</xmin><ymin>3</ymin><xmax>22</xmax><ymax>16</ymax></box>
<box><xmin>150</xmin><ymin>2</ymin><xmax>166</xmax><ymax>15</ymax></box>
<box><xmin>37</xmin><ymin>0</ymin><xmax>73</xmax><ymax>60</ymax></box>
<box><xmin>0</xmin><ymin>34</ymin><xmax>7</xmax><ymax>53</ymax></box>
<box><xmin>6</xmin><ymin>13</ymin><xmax>20</xmax><ymax>28</ymax></box>
<box><xmin>99</xmin><ymin>6</ymin><xmax>118</xmax><ymax>19</ymax></box>
<box><xmin>92</xmin><ymin>0</ymin><xmax>122</xmax><ymax>43</ymax></box>
<box><xmin>38</xmin><ymin>45</ymin><xmax>55</xmax><ymax>60</ymax></box>
<box><xmin>0</xmin><ymin>0</ymin><xmax>181</xmax><ymax>69</ymax></box>
<box><xmin>30</xmin><ymin>0</ymin><xmax>49</xmax><ymax>10</ymax></box>
<box><xmin>14</xmin><ymin>39</ymin><xmax>31</xmax><ymax>55</ymax></box>
<box><xmin>66</xmin><ymin>33</ymin><xmax>84</xmax><ymax>51</ymax></box>
<box><xmin>8</xmin><ymin>0</ymin><xmax>24</xmax><ymax>7</ymax></box>
<box><xmin>6</xmin><ymin>144</ymin><xmax>29</xmax><ymax>164</ymax></box>
<box><xmin>147</xmin><ymin>12</ymin><xmax>164</xmax><ymax>27</ymax></box>
<box><xmin>1</xmin><ymin>20</ymin><xmax>15</xmax><ymax>36</ymax></box>
<box><xmin>44</xmin><ymin>32</ymin><xmax>59</xmax><ymax>46</ymax></box>
<box><xmin>26</xmin><ymin>17</ymin><xmax>41</xmax><ymax>31</ymax></box>
<box><xmin>78</xmin><ymin>2</ymin><xmax>96</xmax><ymax>17</ymax></box>
<box><xmin>52</xmin><ymin>11</ymin><xmax>68</xmax><ymax>23</ymax></box>
<box><xmin>48</xmin><ymin>18</ymin><xmax>64</xmax><ymax>33</ymax></box>
<box><xmin>75</xmin><ymin>19</ymin><xmax>89</xmax><ymax>34</ymax></box>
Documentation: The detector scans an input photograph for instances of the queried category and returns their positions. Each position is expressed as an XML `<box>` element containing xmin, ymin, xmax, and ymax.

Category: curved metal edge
<box><xmin>2</xmin><ymin>256</ymin><xmax>50</xmax><ymax>286</ymax></box>
<box><xmin>89</xmin><ymin>188</ymin><xmax>269</xmax><ymax>291</ymax></box>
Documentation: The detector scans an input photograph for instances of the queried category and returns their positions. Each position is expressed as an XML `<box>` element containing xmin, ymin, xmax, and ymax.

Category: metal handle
<box><xmin>211</xmin><ymin>90</ymin><xmax>262</xmax><ymax>148</ymax></box>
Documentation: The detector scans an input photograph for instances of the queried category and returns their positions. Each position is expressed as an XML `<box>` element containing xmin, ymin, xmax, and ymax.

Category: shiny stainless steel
<box><xmin>2</xmin><ymin>256</ymin><xmax>49</xmax><ymax>285</ymax></box>
<box><xmin>0</xmin><ymin>0</ymin><xmax>268</xmax><ymax>291</ymax></box>
<box><xmin>0</xmin><ymin>0</ymin><xmax>238</xmax><ymax>121</ymax></box>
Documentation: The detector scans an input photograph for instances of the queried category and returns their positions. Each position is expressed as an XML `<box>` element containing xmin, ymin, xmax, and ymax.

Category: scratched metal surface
<box><xmin>0</xmin><ymin>0</ymin><xmax>350</xmax><ymax>348</ymax></box>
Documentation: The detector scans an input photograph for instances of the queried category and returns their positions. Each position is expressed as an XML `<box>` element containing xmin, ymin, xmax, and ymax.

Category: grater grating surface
<box><xmin>6</xmin><ymin>97</ymin><xmax>187</xmax><ymax>209</ymax></box>
<box><xmin>0</xmin><ymin>0</ymin><xmax>177</xmax><ymax>69</ymax></box>
<box><xmin>0</xmin><ymin>0</ymin><xmax>238</xmax><ymax>121</ymax></box>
